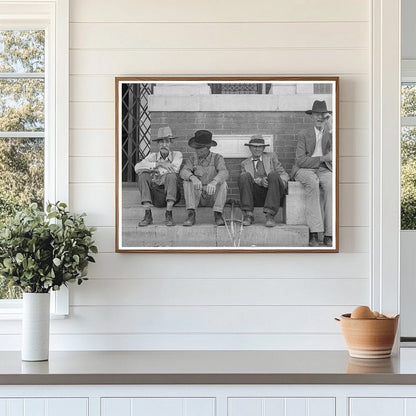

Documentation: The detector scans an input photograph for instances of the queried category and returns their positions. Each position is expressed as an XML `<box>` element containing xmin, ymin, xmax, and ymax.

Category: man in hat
<box><xmin>238</xmin><ymin>135</ymin><xmax>289</xmax><ymax>227</ymax></box>
<box><xmin>180</xmin><ymin>130</ymin><xmax>229</xmax><ymax>226</ymax></box>
<box><xmin>292</xmin><ymin>100</ymin><xmax>333</xmax><ymax>247</ymax></box>
<box><xmin>134</xmin><ymin>126</ymin><xmax>183</xmax><ymax>227</ymax></box>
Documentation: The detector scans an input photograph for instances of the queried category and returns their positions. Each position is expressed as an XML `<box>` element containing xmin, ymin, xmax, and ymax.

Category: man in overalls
<box><xmin>180</xmin><ymin>130</ymin><xmax>229</xmax><ymax>226</ymax></box>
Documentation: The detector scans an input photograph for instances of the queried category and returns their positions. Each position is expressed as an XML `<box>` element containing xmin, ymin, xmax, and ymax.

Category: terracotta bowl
<box><xmin>337</xmin><ymin>313</ymin><xmax>399</xmax><ymax>359</ymax></box>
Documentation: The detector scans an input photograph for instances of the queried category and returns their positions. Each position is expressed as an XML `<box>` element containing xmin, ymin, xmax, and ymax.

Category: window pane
<box><xmin>0</xmin><ymin>78</ymin><xmax>44</xmax><ymax>131</ymax></box>
<box><xmin>0</xmin><ymin>30</ymin><xmax>45</xmax><ymax>73</ymax></box>
<box><xmin>401</xmin><ymin>127</ymin><xmax>416</xmax><ymax>230</ymax></box>
<box><xmin>401</xmin><ymin>83</ymin><xmax>416</xmax><ymax>117</ymax></box>
<box><xmin>0</xmin><ymin>137</ymin><xmax>44</xmax><ymax>300</ymax></box>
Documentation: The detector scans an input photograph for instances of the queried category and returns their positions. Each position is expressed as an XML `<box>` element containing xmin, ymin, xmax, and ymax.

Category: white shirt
<box><xmin>311</xmin><ymin>127</ymin><xmax>324</xmax><ymax>158</ymax></box>
<box><xmin>134</xmin><ymin>151</ymin><xmax>183</xmax><ymax>175</ymax></box>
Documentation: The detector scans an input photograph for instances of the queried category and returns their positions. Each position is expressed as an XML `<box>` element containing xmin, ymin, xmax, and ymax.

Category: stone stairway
<box><xmin>121</xmin><ymin>183</ymin><xmax>309</xmax><ymax>248</ymax></box>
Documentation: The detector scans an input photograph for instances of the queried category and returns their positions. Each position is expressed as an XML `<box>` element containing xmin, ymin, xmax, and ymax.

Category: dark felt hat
<box><xmin>244</xmin><ymin>134</ymin><xmax>270</xmax><ymax>147</ymax></box>
<box><xmin>305</xmin><ymin>100</ymin><xmax>332</xmax><ymax>115</ymax></box>
<box><xmin>188</xmin><ymin>130</ymin><xmax>217</xmax><ymax>148</ymax></box>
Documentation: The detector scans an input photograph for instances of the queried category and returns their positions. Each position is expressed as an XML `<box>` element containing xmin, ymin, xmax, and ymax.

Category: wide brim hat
<box><xmin>305</xmin><ymin>100</ymin><xmax>332</xmax><ymax>115</ymax></box>
<box><xmin>188</xmin><ymin>130</ymin><xmax>217</xmax><ymax>148</ymax></box>
<box><xmin>152</xmin><ymin>126</ymin><xmax>177</xmax><ymax>141</ymax></box>
<box><xmin>244</xmin><ymin>134</ymin><xmax>269</xmax><ymax>147</ymax></box>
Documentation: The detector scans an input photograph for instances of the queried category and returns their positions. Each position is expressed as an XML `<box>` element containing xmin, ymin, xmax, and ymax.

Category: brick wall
<box><xmin>150</xmin><ymin>111</ymin><xmax>314</xmax><ymax>201</ymax></box>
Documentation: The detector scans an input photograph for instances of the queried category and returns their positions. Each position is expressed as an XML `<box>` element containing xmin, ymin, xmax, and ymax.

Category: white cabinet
<box><xmin>101</xmin><ymin>397</ymin><xmax>215</xmax><ymax>416</ymax></box>
<box><xmin>228</xmin><ymin>398</ymin><xmax>335</xmax><ymax>416</ymax></box>
<box><xmin>350</xmin><ymin>398</ymin><xmax>416</xmax><ymax>416</ymax></box>
<box><xmin>0</xmin><ymin>398</ymin><xmax>88</xmax><ymax>416</ymax></box>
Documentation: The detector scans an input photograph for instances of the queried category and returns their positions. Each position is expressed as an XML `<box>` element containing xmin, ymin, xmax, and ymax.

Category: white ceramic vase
<box><xmin>22</xmin><ymin>292</ymin><xmax>50</xmax><ymax>361</ymax></box>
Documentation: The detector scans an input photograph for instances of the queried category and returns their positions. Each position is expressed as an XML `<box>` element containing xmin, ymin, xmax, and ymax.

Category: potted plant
<box><xmin>0</xmin><ymin>202</ymin><xmax>97</xmax><ymax>361</ymax></box>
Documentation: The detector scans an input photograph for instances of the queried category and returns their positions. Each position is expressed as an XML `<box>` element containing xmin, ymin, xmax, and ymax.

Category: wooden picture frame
<box><xmin>115</xmin><ymin>77</ymin><xmax>339</xmax><ymax>253</ymax></box>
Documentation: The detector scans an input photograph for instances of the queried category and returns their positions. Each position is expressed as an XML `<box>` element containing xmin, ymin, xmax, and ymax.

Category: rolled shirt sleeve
<box><xmin>134</xmin><ymin>153</ymin><xmax>157</xmax><ymax>173</ymax></box>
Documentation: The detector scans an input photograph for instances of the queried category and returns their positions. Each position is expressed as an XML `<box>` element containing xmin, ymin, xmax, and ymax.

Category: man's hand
<box><xmin>190</xmin><ymin>175</ymin><xmax>202</xmax><ymax>190</ymax></box>
<box><xmin>254</xmin><ymin>177</ymin><xmax>262</xmax><ymax>186</ymax></box>
<box><xmin>261</xmin><ymin>177</ymin><xmax>268</xmax><ymax>188</ymax></box>
<box><xmin>206</xmin><ymin>181</ymin><xmax>217</xmax><ymax>196</ymax></box>
<box><xmin>321</xmin><ymin>151</ymin><xmax>332</xmax><ymax>163</ymax></box>
<box><xmin>156</xmin><ymin>160</ymin><xmax>176</xmax><ymax>173</ymax></box>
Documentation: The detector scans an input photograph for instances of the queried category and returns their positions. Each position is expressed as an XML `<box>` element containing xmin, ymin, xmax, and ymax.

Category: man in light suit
<box><xmin>292</xmin><ymin>100</ymin><xmax>333</xmax><ymax>247</ymax></box>
<box><xmin>238</xmin><ymin>135</ymin><xmax>289</xmax><ymax>227</ymax></box>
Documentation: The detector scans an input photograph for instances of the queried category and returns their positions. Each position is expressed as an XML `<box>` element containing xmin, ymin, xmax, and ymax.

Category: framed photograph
<box><xmin>115</xmin><ymin>77</ymin><xmax>339</xmax><ymax>253</ymax></box>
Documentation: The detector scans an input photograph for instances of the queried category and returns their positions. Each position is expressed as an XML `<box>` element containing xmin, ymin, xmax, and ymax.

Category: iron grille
<box><xmin>121</xmin><ymin>83</ymin><xmax>153</xmax><ymax>182</ymax></box>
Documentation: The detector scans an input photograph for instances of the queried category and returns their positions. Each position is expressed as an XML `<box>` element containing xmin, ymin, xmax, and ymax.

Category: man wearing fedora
<box><xmin>134</xmin><ymin>126</ymin><xmax>183</xmax><ymax>227</ymax></box>
<box><xmin>292</xmin><ymin>100</ymin><xmax>333</xmax><ymax>247</ymax></box>
<box><xmin>238</xmin><ymin>135</ymin><xmax>289</xmax><ymax>227</ymax></box>
<box><xmin>180</xmin><ymin>130</ymin><xmax>229</xmax><ymax>226</ymax></box>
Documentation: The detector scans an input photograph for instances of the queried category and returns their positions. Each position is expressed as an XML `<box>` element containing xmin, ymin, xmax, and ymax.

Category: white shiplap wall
<box><xmin>50</xmin><ymin>0</ymin><xmax>371</xmax><ymax>350</ymax></box>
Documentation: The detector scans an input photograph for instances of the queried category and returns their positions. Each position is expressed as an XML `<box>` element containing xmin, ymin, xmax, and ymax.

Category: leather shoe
<box><xmin>139</xmin><ymin>209</ymin><xmax>153</xmax><ymax>227</ymax></box>
<box><xmin>214</xmin><ymin>211</ymin><xmax>225</xmax><ymax>226</ymax></box>
<box><xmin>309</xmin><ymin>232</ymin><xmax>319</xmax><ymax>247</ymax></box>
<box><xmin>265</xmin><ymin>213</ymin><xmax>276</xmax><ymax>228</ymax></box>
<box><xmin>183</xmin><ymin>209</ymin><xmax>196</xmax><ymax>226</ymax></box>
<box><xmin>242</xmin><ymin>212</ymin><xmax>254</xmax><ymax>226</ymax></box>
<box><xmin>165</xmin><ymin>210</ymin><xmax>175</xmax><ymax>226</ymax></box>
<box><xmin>323</xmin><ymin>235</ymin><xmax>332</xmax><ymax>247</ymax></box>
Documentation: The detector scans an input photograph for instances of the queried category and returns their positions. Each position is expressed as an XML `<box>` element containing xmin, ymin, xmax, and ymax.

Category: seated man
<box><xmin>180</xmin><ymin>130</ymin><xmax>229</xmax><ymax>226</ymax></box>
<box><xmin>238</xmin><ymin>135</ymin><xmax>289</xmax><ymax>228</ymax></box>
<box><xmin>134</xmin><ymin>126</ymin><xmax>182</xmax><ymax>227</ymax></box>
<box><xmin>292</xmin><ymin>100</ymin><xmax>333</xmax><ymax>247</ymax></box>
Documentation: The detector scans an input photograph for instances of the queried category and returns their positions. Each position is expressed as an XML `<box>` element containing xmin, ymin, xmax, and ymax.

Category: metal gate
<box><xmin>121</xmin><ymin>83</ymin><xmax>153</xmax><ymax>182</ymax></box>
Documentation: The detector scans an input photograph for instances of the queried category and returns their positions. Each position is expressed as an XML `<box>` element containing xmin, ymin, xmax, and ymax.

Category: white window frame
<box><xmin>0</xmin><ymin>0</ymin><xmax>69</xmax><ymax>317</ymax></box>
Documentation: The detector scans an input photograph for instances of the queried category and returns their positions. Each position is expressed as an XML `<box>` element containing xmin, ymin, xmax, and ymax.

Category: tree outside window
<box><xmin>401</xmin><ymin>83</ymin><xmax>416</xmax><ymax>230</ymax></box>
<box><xmin>0</xmin><ymin>30</ymin><xmax>45</xmax><ymax>299</ymax></box>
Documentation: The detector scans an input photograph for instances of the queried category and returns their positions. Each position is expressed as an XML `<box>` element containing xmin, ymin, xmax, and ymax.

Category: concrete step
<box><xmin>122</xmin><ymin>206</ymin><xmax>283</xmax><ymax>227</ymax></box>
<box><xmin>120</xmin><ymin>206</ymin><xmax>308</xmax><ymax>248</ymax></box>
<box><xmin>121</xmin><ymin>224</ymin><xmax>309</xmax><ymax>248</ymax></box>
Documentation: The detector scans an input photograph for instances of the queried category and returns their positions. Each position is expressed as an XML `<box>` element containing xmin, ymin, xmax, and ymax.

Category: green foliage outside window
<box><xmin>401</xmin><ymin>84</ymin><xmax>416</xmax><ymax>230</ymax></box>
<box><xmin>0</xmin><ymin>30</ymin><xmax>45</xmax><ymax>299</ymax></box>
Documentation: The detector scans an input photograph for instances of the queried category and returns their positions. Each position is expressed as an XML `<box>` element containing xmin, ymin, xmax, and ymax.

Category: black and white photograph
<box><xmin>116</xmin><ymin>77</ymin><xmax>338</xmax><ymax>252</ymax></box>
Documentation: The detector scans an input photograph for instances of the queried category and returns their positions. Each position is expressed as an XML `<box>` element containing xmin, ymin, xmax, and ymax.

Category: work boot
<box><xmin>323</xmin><ymin>235</ymin><xmax>332</xmax><ymax>247</ymax></box>
<box><xmin>138</xmin><ymin>209</ymin><xmax>153</xmax><ymax>227</ymax></box>
<box><xmin>242</xmin><ymin>211</ymin><xmax>254</xmax><ymax>226</ymax></box>
<box><xmin>165</xmin><ymin>210</ymin><xmax>175</xmax><ymax>226</ymax></box>
<box><xmin>183</xmin><ymin>209</ymin><xmax>196</xmax><ymax>226</ymax></box>
<box><xmin>309</xmin><ymin>232</ymin><xmax>319</xmax><ymax>247</ymax></box>
<box><xmin>265</xmin><ymin>212</ymin><xmax>276</xmax><ymax>228</ymax></box>
<box><xmin>214</xmin><ymin>211</ymin><xmax>225</xmax><ymax>226</ymax></box>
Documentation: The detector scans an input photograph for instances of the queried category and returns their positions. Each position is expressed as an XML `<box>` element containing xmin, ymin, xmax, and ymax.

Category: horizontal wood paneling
<box><xmin>85</xmin><ymin>252</ymin><xmax>369</xmax><ymax>279</ymax></box>
<box><xmin>70</xmin><ymin>278</ymin><xmax>368</xmax><ymax>306</ymax></box>
<box><xmin>69</xmin><ymin>157</ymin><xmax>115</xmax><ymax>183</ymax></box>
<box><xmin>69</xmin><ymin>49</ymin><xmax>368</xmax><ymax>76</ymax></box>
<box><xmin>70</xmin><ymin>22</ymin><xmax>368</xmax><ymax>50</ymax></box>
<box><xmin>69</xmin><ymin>130</ymin><xmax>115</xmax><ymax>157</ymax></box>
<box><xmin>339</xmin><ymin>157</ymin><xmax>369</xmax><ymax>183</ymax></box>
<box><xmin>339</xmin><ymin>129</ymin><xmax>369</xmax><ymax>157</ymax></box>
<box><xmin>69</xmin><ymin>0</ymin><xmax>369</xmax><ymax>23</ymax></box>
<box><xmin>0</xmin><ymin>333</ymin><xmax>347</xmax><ymax>350</ymax></box>
<box><xmin>48</xmin><ymin>305</ymin><xmax>354</xmax><ymax>334</ymax></box>
<box><xmin>56</xmin><ymin>0</ymin><xmax>373</xmax><ymax>350</ymax></box>
<box><xmin>69</xmin><ymin>75</ymin><xmax>369</xmax><ymax>103</ymax></box>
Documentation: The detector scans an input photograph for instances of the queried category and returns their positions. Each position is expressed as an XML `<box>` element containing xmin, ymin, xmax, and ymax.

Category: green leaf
<box><xmin>53</xmin><ymin>258</ymin><xmax>61</xmax><ymax>267</ymax></box>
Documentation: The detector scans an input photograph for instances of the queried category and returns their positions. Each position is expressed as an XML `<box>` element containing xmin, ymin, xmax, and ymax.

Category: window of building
<box><xmin>0</xmin><ymin>0</ymin><xmax>69</xmax><ymax>315</ymax></box>
<box><xmin>401</xmin><ymin>80</ymin><xmax>416</xmax><ymax>230</ymax></box>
